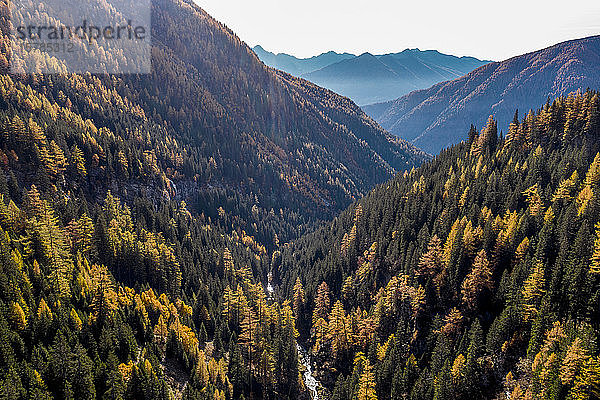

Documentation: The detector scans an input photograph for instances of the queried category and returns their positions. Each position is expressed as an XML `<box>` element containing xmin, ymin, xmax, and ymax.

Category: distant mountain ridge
<box><xmin>252</xmin><ymin>46</ymin><xmax>356</xmax><ymax>76</ymax></box>
<box><xmin>363</xmin><ymin>35</ymin><xmax>600</xmax><ymax>154</ymax></box>
<box><xmin>253</xmin><ymin>46</ymin><xmax>490</xmax><ymax>105</ymax></box>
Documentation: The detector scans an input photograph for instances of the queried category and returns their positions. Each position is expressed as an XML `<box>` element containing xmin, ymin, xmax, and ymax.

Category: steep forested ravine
<box><xmin>0</xmin><ymin>0</ymin><xmax>426</xmax><ymax>398</ymax></box>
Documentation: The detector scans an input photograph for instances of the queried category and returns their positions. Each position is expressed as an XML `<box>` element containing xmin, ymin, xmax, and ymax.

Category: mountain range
<box><xmin>252</xmin><ymin>45</ymin><xmax>356</xmax><ymax>76</ymax></box>
<box><xmin>364</xmin><ymin>35</ymin><xmax>600</xmax><ymax>154</ymax></box>
<box><xmin>3</xmin><ymin>0</ymin><xmax>426</xmax><ymax>223</ymax></box>
<box><xmin>254</xmin><ymin>46</ymin><xmax>490</xmax><ymax>105</ymax></box>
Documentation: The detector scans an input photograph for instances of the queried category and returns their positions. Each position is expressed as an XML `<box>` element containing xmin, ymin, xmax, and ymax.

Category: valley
<box><xmin>0</xmin><ymin>0</ymin><xmax>599</xmax><ymax>399</ymax></box>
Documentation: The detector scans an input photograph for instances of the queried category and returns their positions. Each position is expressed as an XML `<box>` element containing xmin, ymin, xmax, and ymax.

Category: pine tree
<box><xmin>506</xmin><ymin>110</ymin><xmax>520</xmax><ymax>146</ymax></box>
<box><xmin>585</xmin><ymin>94</ymin><xmax>600</xmax><ymax>135</ymax></box>
<box><xmin>26</xmin><ymin>186</ymin><xmax>72</xmax><ymax>297</ymax></box>
<box><xmin>0</xmin><ymin>366</ymin><xmax>26</xmax><ymax>399</ymax></box>
<box><xmin>28</xmin><ymin>369</ymin><xmax>53</xmax><ymax>400</ymax></box>
<box><xmin>9</xmin><ymin>115</ymin><xmax>26</xmax><ymax>146</ymax></box>
<box><xmin>467</xmin><ymin>124</ymin><xmax>478</xmax><ymax>147</ymax></box>
<box><xmin>472</xmin><ymin>116</ymin><xmax>498</xmax><ymax>155</ymax></box>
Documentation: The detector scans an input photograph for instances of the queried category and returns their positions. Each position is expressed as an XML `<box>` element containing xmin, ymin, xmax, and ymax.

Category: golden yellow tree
<box><xmin>552</xmin><ymin>171</ymin><xmax>579</xmax><ymax>202</ymax></box>
<box><xmin>523</xmin><ymin>184</ymin><xmax>544</xmax><ymax>216</ymax></box>
<box><xmin>461</xmin><ymin>250</ymin><xmax>493</xmax><ymax>310</ymax></box>
<box><xmin>327</xmin><ymin>300</ymin><xmax>348</xmax><ymax>358</ymax></box>
<box><xmin>292</xmin><ymin>277</ymin><xmax>305</xmax><ymax>317</ymax></box>
<box><xmin>223</xmin><ymin>248</ymin><xmax>234</xmax><ymax>275</ymax></box>
<box><xmin>589</xmin><ymin>223</ymin><xmax>600</xmax><ymax>274</ymax></box>
<box><xmin>312</xmin><ymin>281</ymin><xmax>331</xmax><ymax>325</ymax></box>
<box><xmin>9</xmin><ymin>302</ymin><xmax>27</xmax><ymax>330</ymax></box>
<box><xmin>356</xmin><ymin>354</ymin><xmax>378</xmax><ymax>400</ymax></box>
<box><xmin>522</xmin><ymin>262</ymin><xmax>546</xmax><ymax>321</ymax></box>
<box><xmin>560</xmin><ymin>338</ymin><xmax>589</xmax><ymax>385</ymax></box>
<box><xmin>72</xmin><ymin>145</ymin><xmax>87</xmax><ymax>177</ymax></box>
<box><xmin>417</xmin><ymin>235</ymin><xmax>443</xmax><ymax>278</ymax></box>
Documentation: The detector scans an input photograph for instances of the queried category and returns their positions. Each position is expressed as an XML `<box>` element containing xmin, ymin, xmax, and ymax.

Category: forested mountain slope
<box><xmin>364</xmin><ymin>36</ymin><xmax>600</xmax><ymax>154</ymax></box>
<box><xmin>281</xmin><ymin>91</ymin><xmax>600</xmax><ymax>399</ymax></box>
<box><xmin>2</xmin><ymin>0</ymin><xmax>426</xmax><ymax>240</ymax></box>
<box><xmin>0</xmin><ymin>0</ymin><xmax>426</xmax><ymax>398</ymax></box>
<box><xmin>144</xmin><ymin>0</ymin><xmax>426</xmax><ymax>221</ymax></box>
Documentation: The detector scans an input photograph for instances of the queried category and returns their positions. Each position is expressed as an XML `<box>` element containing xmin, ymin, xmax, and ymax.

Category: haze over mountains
<box><xmin>252</xmin><ymin>45</ymin><xmax>356</xmax><ymax>76</ymax></box>
<box><xmin>254</xmin><ymin>46</ymin><xmax>490</xmax><ymax>105</ymax></box>
<box><xmin>364</xmin><ymin>35</ymin><xmax>600</xmax><ymax>154</ymax></box>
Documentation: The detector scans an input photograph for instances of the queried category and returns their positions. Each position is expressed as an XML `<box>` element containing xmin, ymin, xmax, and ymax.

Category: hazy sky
<box><xmin>194</xmin><ymin>0</ymin><xmax>600</xmax><ymax>61</ymax></box>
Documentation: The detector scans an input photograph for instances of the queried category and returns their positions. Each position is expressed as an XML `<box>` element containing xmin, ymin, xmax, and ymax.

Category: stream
<box><xmin>265</xmin><ymin>276</ymin><xmax>321</xmax><ymax>399</ymax></box>
<box><xmin>296</xmin><ymin>344</ymin><xmax>320</xmax><ymax>400</ymax></box>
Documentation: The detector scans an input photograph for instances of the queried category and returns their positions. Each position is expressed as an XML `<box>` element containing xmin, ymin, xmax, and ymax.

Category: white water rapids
<box><xmin>266</xmin><ymin>276</ymin><xmax>320</xmax><ymax>399</ymax></box>
<box><xmin>296</xmin><ymin>344</ymin><xmax>320</xmax><ymax>400</ymax></box>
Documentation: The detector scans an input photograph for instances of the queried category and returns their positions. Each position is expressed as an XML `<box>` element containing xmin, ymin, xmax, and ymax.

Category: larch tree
<box><xmin>522</xmin><ymin>262</ymin><xmax>546</xmax><ymax>321</ymax></box>
<box><xmin>589</xmin><ymin>223</ymin><xmax>600</xmax><ymax>275</ymax></box>
<box><xmin>328</xmin><ymin>300</ymin><xmax>348</xmax><ymax>358</ymax></box>
<box><xmin>292</xmin><ymin>277</ymin><xmax>305</xmax><ymax>318</ymax></box>
<box><xmin>312</xmin><ymin>281</ymin><xmax>331</xmax><ymax>325</ymax></box>
<box><xmin>72</xmin><ymin>145</ymin><xmax>87</xmax><ymax>177</ymax></box>
<box><xmin>560</xmin><ymin>337</ymin><xmax>589</xmax><ymax>385</ymax></box>
<box><xmin>356</xmin><ymin>354</ymin><xmax>378</xmax><ymax>400</ymax></box>
<box><xmin>417</xmin><ymin>235</ymin><xmax>444</xmax><ymax>278</ymax></box>
<box><xmin>223</xmin><ymin>248</ymin><xmax>234</xmax><ymax>275</ymax></box>
<box><xmin>552</xmin><ymin>171</ymin><xmax>579</xmax><ymax>203</ymax></box>
<box><xmin>523</xmin><ymin>184</ymin><xmax>544</xmax><ymax>216</ymax></box>
<box><xmin>461</xmin><ymin>250</ymin><xmax>493</xmax><ymax>311</ymax></box>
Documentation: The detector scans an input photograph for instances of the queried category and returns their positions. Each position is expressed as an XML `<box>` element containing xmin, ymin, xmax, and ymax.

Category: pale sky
<box><xmin>194</xmin><ymin>0</ymin><xmax>600</xmax><ymax>61</ymax></box>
